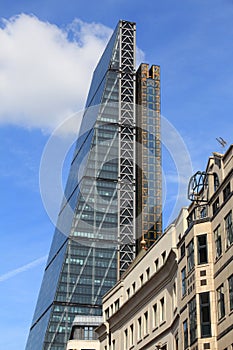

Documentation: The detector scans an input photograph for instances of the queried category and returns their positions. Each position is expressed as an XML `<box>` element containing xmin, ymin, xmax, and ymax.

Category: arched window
<box><xmin>213</xmin><ymin>173</ymin><xmax>220</xmax><ymax>192</ymax></box>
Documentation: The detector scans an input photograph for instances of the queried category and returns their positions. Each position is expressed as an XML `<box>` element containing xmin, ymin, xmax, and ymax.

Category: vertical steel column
<box><xmin>118</xmin><ymin>21</ymin><xmax>136</xmax><ymax>276</ymax></box>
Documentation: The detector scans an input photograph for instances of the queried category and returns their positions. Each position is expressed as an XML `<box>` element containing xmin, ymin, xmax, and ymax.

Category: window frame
<box><xmin>187</xmin><ymin>239</ymin><xmax>195</xmax><ymax>272</ymax></box>
<box><xmin>223</xmin><ymin>182</ymin><xmax>231</xmax><ymax>202</ymax></box>
<box><xmin>197</xmin><ymin>234</ymin><xmax>208</xmax><ymax>264</ymax></box>
<box><xmin>144</xmin><ymin>311</ymin><xmax>148</xmax><ymax>335</ymax></box>
<box><xmin>212</xmin><ymin>197</ymin><xmax>220</xmax><ymax>215</ymax></box>
<box><xmin>180</xmin><ymin>243</ymin><xmax>185</xmax><ymax>259</ymax></box>
<box><xmin>160</xmin><ymin>297</ymin><xmax>165</xmax><ymax>322</ymax></box>
<box><xmin>213</xmin><ymin>173</ymin><xmax>220</xmax><ymax>192</ymax></box>
<box><xmin>225</xmin><ymin>211</ymin><xmax>233</xmax><ymax>248</ymax></box>
<box><xmin>217</xmin><ymin>284</ymin><xmax>225</xmax><ymax>320</ymax></box>
<box><xmin>124</xmin><ymin>328</ymin><xmax>128</xmax><ymax>349</ymax></box>
<box><xmin>153</xmin><ymin>303</ymin><xmax>158</xmax><ymax>328</ymax></box>
<box><xmin>162</xmin><ymin>251</ymin><xmax>166</xmax><ymax>263</ymax></box>
<box><xmin>154</xmin><ymin>258</ymin><xmax>159</xmax><ymax>271</ymax></box>
<box><xmin>173</xmin><ymin>280</ymin><xmax>177</xmax><ymax>310</ymax></box>
<box><xmin>214</xmin><ymin>225</ymin><xmax>222</xmax><ymax>259</ymax></box>
<box><xmin>228</xmin><ymin>275</ymin><xmax>233</xmax><ymax>311</ymax></box>
<box><xmin>140</xmin><ymin>273</ymin><xmax>144</xmax><ymax>286</ymax></box>
<box><xmin>189</xmin><ymin>296</ymin><xmax>197</xmax><ymax>345</ymax></box>
<box><xmin>137</xmin><ymin>317</ymin><xmax>142</xmax><ymax>340</ymax></box>
<box><xmin>181</xmin><ymin>266</ymin><xmax>187</xmax><ymax>297</ymax></box>
<box><xmin>146</xmin><ymin>267</ymin><xmax>150</xmax><ymax>280</ymax></box>
<box><xmin>130</xmin><ymin>324</ymin><xmax>134</xmax><ymax>347</ymax></box>
<box><xmin>199</xmin><ymin>292</ymin><xmax>211</xmax><ymax>338</ymax></box>
<box><xmin>183</xmin><ymin>319</ymin><xmax>188</xmax><ymax>349</ymax></box>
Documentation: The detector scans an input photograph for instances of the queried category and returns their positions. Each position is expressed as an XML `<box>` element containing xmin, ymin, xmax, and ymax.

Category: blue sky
<box><xmin>0</xmin><ymin>0</ymin><xmax>233</xmax><ymax>349</ymax></box>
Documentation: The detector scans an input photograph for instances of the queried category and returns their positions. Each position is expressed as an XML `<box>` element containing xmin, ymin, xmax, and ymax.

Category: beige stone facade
<box><xmin>66</xmin><ymin>339</ymin><xmax>100</xmax><ymax>350</ymax></box>
<box><xmin>96</xmin><ymin>145</ymin><xmax>233</xmax><ymax>350</ymax></box>
<box><xmin>96</xmin><ymin>210</ymin><xmax>187</xmax><ymax>349</ymax></box>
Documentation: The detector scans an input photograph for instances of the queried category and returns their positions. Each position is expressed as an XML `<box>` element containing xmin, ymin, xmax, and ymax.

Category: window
<box><xmin>197</xmin><ymin>234</ymin><xmax>208</xmax><ymax>264</ymax></box>
<box><xmin>199</xmin><ymin>292</ymin><xmax>211</xmax><ymax>337</ymax></box>
<box><xmin>181</xmin><ymin>267</ymin><xmax>187</xmax><ymax>297</ymax></box>
<box><xmin>213</xmin><ymin>173</ymin><xmax>220</xmax><ymax>191</ymax></box>
<box><xmin>183</xmin><ymin>319</ymin><xmax>188</xmax><ymax>349</ymax></box>
<box><xmin>187</xmin><ymin>212</ymin><xmax>194</xmax><ymax>227</ymax></box>
<box><xmin>187</xmin><ymin>239</ymin><xmax>194</xmax><ymax>272</ymax></box>
<box><xmin>228</xmin><ymin>275</ymin><xmax>233</xmax><ymax>311</ymax></box>
<box><xmin>140</xmin><ymin>274</ymin><xmax>143</xmax><ymax>286</ymax></box>
<box><xmin>162</xmin><ymin>251</ymin><xmax>166</xmax><ymax>263</ymax></box>
<box><xmin>160</xmin><ymin>297</ymin><xmax>165</xmax><ymax>322</ymax></box>
<box><xmin>138</xmin><ymin>317</ymin><xmax>142</xmax><ymax>340</ymax></box>
<box><xmin>217</xmin><ymin>284</ymin><xmax>225</xmax><ymax>320</ymax></box>
<box><xmin>146</xmin><ymin>267</ymin><xmax>150</xmax><ymax>280</ymax></box>
<box><xmin>200</xmin><ymin>205</ymin><xmax>207</xmax><ymax>218</ymax></box>
<box><xmin>82</xmin><ymin>326</ymin><xmax>95</xmax><ymax>340</ymax></box>
<box><xmin>127</xmin><ymin>288</ymin><xmax>130</xmax><ymax>299</ymax></box>
<box><xmin>144</xmin><ymin>311</ymin><xmax>148</xmax><ymax>334</ymax></box>
<box><xmin>225</xmin><ymin>211</ymin><xmax>233</xmax><ymax>247</ymax></box>
<box><xmin>180</xmin><ymin>243</ymin><xmax>185</xmax><ymax>259</ymax></box>
<box><xmin>214</xmin><ymin>225</ymin><xmax>222</xmax><ymax>259</ymax></box>
<box><xmin>130</xmin><ymin>324</ymin><xmax>134</xmax><ymax>347</ymax></box>
<box><xmin>152</xmin><ymin>303</ymin><xmax>158</xmax><ymax>328</ymax></box>
<box><xmin>112</xmin><ymin>339</ymin><xmax>116</xmax><ymax>350</ymax></box>
<box><xmin>105</xmin><ymin>308</ymin><xmax>109</xmax><ymax>320</ymax></box>
<box><xmin>189</xmin><ymin>297</ymin><xmax>197</xmax><ymax>344</ymax></box>
<box><xmin>173</xmin><ymin>281</ymin><xmax>177</xmax><ymax>310</ymax></box>
<box><xmin>154</xmin><ymin>258</ymin><xmax>159</xmax><ymax>271</ymax></box>
<box><xmin>124</xmin><ymin>329</ymin><xmax>128</xmax><ymax>349</ymax></box>
<box><xmin>132</xmin><ymin>282</ymin><xmax>136</xmax><ymax>293</ymax></box>
<box><xmin>212</xmin><ymin>197</ymin><xmax>219</xmax><ymax>215</ymax></box>
<box><xmin>175</xmin><ymin>334</ymin><xmax>179</xmax><ymax>350</ymax></box>
<box><xmin>114</xmin><ymin>299</ymin><xmax>119</xmax><ymax>311</ymax></box>
<box><xmin>223</xmin><ymin>182</ymin><xmax>231</xmax><ymax>201</ymax></box>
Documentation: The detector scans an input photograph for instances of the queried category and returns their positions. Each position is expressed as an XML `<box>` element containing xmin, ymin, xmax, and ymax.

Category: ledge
<box><xmin>217</xmin><ymin>315</ymin><xmax>226</xmax><ymax>325</ymax></box>
<box><xmin>152</xmin><ymin>326</ymin><xmax>159</xmax><ymax>333</ymax></box>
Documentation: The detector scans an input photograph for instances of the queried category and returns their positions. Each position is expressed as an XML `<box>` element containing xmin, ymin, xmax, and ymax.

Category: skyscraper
<box><xmin>136</xmin><ymin>63</ymin><xmax>162</xmax><ymax>252</ymax></box>
<box><xmin>25</xmin><ymin>20</ymin><xmax>161</xmax><ymax>350</ymax></box>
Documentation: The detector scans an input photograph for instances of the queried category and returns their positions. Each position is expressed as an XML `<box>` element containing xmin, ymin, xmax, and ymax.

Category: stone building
<box><xmin>96</xmin><ymin>145</ymin><xmax>233</xmax><ymax>350</ymax></box>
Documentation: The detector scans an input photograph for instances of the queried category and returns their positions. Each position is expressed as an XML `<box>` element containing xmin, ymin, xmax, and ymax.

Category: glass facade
<box><xmin>26</xmin><ymin>20</ymin><xmax>137</xmax><ymax>350</ymax></box>
<box><xmin>136</xmin><ymin>63</ymin><xmax>162</xmax><ymax>251</ymax></box>
<box><xmin>26</xmin><ymin>20</ymin><xmax>162</xmax><ymax>350</ymax></box>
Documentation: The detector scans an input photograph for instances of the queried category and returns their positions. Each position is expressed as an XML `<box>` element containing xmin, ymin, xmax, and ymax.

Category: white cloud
<box><xmin>0</xmin><ymin>14</ymin><xmax>112</xmax><ymax>132</ymax></box>
<box><xmin>0</xmin><ymin>15</ymin><xmax>145</xmax><ymax>134</ymax></box>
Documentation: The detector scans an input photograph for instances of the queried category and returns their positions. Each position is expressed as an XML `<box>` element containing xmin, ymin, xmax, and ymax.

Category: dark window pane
<box><xmin>189</xmin><ymin>297</ymin><xmax>197</xmax><ymax>344</ymax></box>
<box><xmin>198</xmin><ymin>235</ymin><xmax>208</xmax><ymax>264</ymax></box>
<box><xmin>187</xmin><ymin>240</ymin><xmax>194</xmax><ymax>272</ymax></box>
<box><xmin>228</xmin><ymin>275</ymin><xmax>233</xmax><ymax>311</ymax></box>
